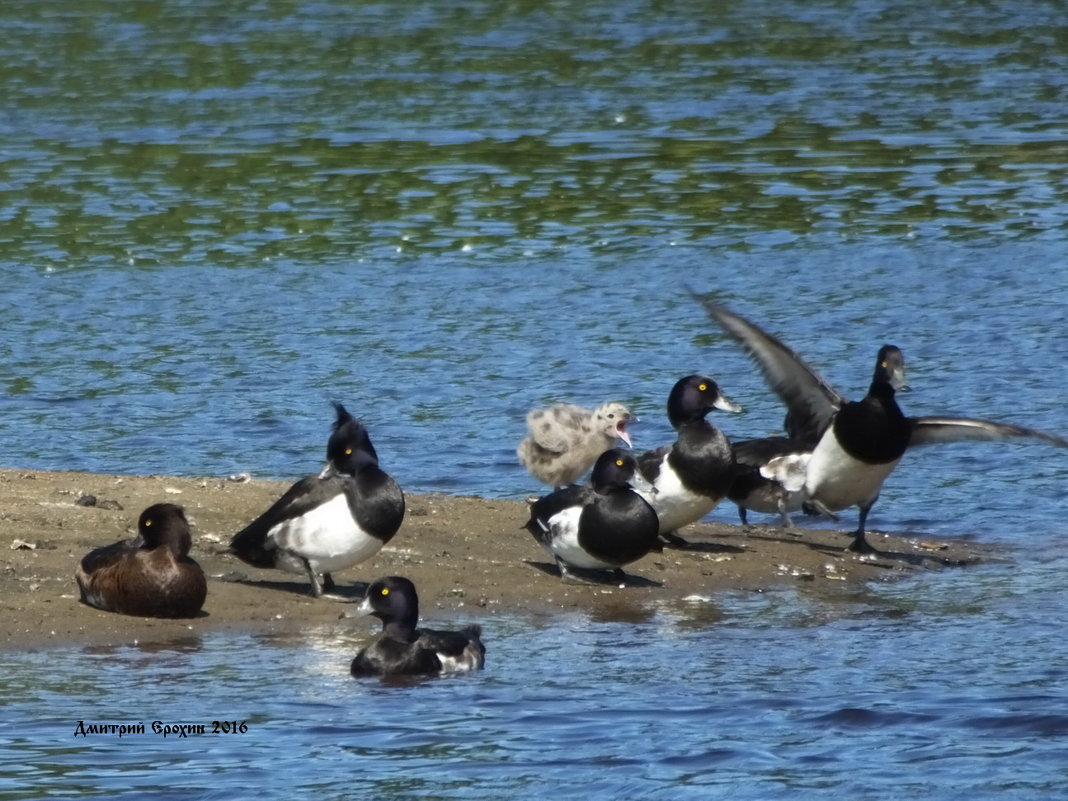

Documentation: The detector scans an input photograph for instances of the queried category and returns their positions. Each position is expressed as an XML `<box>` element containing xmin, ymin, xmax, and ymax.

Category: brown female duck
<box><xmin>75</xmin><ymin>503</ymin><xmax>206</xmax><ymax>618</ymax></box>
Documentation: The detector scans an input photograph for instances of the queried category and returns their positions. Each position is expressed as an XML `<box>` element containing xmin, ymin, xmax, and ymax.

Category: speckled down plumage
<box><xmin>517</xmin><ymin>401</ymin><xmax>634</xmax><ymax>487</ymax></box>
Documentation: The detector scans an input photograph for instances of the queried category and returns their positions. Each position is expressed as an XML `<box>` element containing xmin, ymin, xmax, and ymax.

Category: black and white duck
<box><xmin>350</xmin><ymin>576</ymin><xmax>485</xmax><ymax>677</ymax></box>
<box><xmin>524</xmin><ymin>447</ymin><xmax>660</xmax><ymax>583</ymax></box>
<box><xmin>696</xmin><ymin>295</ymin><xmax>1068</xmax><ymax>553</ymax></box>
<box><xmin>636</xmin><ymin>375</ymin><xmax>743</xmax><ymax>546</ymax></box>
<box><xmin>229</xmin><ymin>403</ymin><xmax>405</xmax><ymax>597</ymax></box>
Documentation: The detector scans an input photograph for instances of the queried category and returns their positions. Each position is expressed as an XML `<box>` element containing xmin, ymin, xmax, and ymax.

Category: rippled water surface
<box><xmin>5</xmin><ymin>563</ymin><xmax>1068</xmax><ymax>800</ymax></box>
<box><xmin>2</xmin><ymin>0</ymin><xmax>1068</xmax><ymax>797</ymax></box>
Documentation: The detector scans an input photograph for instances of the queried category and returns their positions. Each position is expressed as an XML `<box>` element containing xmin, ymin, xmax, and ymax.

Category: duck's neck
<box><xmin>868</xmin><ymin>380</ymin><xmax>902</xmax><ymax>414</ymax></box>
<box><xmin>382</xmin><ymin>619</ymin><xmax>419</xmax><ymax>643</ymax></box>
<box><xmin>676</xmin><ymin>416</ymin><xmax>716</xmax><ymax>443</ymax></box>
<box><xmin>670</xmin><ymin>406</ymin><xmax>710</xmax><ymax>429</ymax></box>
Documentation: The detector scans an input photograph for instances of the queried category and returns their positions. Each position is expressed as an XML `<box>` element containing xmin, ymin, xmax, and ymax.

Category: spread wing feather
<box><xmin>909</xmin><ymin>417</ymin><xmax>1068</xmax><ymax>448</ymax></box>
<box><xmin>692</xmin><ymin>293</ymin><xmax>843</xmax><ymax>444</ymax></box>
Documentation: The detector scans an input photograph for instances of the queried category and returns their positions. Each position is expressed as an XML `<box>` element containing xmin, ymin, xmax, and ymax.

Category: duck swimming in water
<box><xmin>517</xmin><ymin>401</ymin><xmax>635</xmax><ymax>488</ymax></box>
<box><xmin>350</xmin><ymin>576</ymin><xmax>485</xmax><ymax>677</ymax></box>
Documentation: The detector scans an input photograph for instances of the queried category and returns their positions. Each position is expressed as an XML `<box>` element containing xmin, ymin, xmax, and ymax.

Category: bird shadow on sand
<box><xmin>524</xmin><ymin>560</ymin><xmax>663</xmax><ymax>587</ymax></box>
<box><xmin>655</xmin><ymin>539</ymin><xmax>747</xmax><ymax>554</ymax></box>
<box><xmin>215</xmin><ymin>572</ymin><xmax>370</xmax><ymax>601</ymax></box>
<box><xmin>740</xmin><ymin>528</ymin><xmax>980</xmax><ymax>570</ymax></box>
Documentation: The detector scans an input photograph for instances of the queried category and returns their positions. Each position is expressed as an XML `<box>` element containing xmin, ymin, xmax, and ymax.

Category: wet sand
<box><xmin>0</xmin><ymin>468</ymin><xmax>990</xmax><ymax>650</ymax></box>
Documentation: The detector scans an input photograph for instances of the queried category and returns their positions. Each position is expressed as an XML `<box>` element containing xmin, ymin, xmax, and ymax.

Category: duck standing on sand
<box><xmin>727</xmin><ymin>436</ymin><xmax>810</xmax><ymax>527</ymax></box>
<box><xmin>76</xmin><ymin>503</ymin><xmax>207</xmax><ymax>618</ymax></box>
<box><xmin>695</xmin><ymin>295</ymin><xmax>1068</xmax><ymax>553</ymax></box>
<box><xmin>636</xmin><ymin>375</ymin><xmax>743</xmax><ymax>546</ymax></box>
<box><xmin>525</xmin><ymin>447</ymin><xmax>660</xmax><ymax>583</ymax></box>
<box><xmin>350</xmin><ymin>576</ymin><xmax>485</xmax><ymax>677</ymax></box>
<box><xmin>517</xmin><ymin>401</ymin><xmax>635</xmax><ymax>487</ymax></box>
<box><xmin>229</xmin><ymin>403</ymin><xmax>405</xmax><ymax>598</ymax></box>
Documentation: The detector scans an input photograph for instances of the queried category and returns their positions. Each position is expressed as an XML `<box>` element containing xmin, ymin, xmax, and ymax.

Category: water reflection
<box><xmin>3</xmin><ymin>0</ymin><xmax>1067</xmax><ymax>271</ymax></box>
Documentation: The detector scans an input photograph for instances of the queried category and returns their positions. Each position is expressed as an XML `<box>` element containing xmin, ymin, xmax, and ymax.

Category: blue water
<box><xmin>5</xmin><ymin>563</ymin><xmax>1068</xmax><ymax>800</ymax></box>
<box><xmin>6</xmin><ymin>240</ymin><xmax>1064</xmax><ymax>537</ymax></box>
<box><xmin>3</xmin><ymin>0</ymin><xmax>1068</xmax><ymax>797</ymax></box>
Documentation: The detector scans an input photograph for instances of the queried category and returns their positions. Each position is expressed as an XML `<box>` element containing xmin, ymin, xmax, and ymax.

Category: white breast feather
<box><xmin>545</xmin><ymin>505</ymin><xmax>611</xmax><ymax>569</ymax></box>
<box><xmin>268</xmin><ymin>494</ymin><xmax>383</xmax><ymax>574</ymax></box>
<box><xmin>805</xmin><ymin>432</ymin><xmax>901</xmax><ymax>511</ymax></box>
<box><xmin>638</xmin><ymin>454</ymin><xmax>716</xmax><ymax>534</ymax></box>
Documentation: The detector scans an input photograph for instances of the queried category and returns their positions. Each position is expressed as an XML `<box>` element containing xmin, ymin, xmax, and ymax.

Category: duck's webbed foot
<box><xmin>556</xmin><ymin>558</ymin><xmax>600</xmax><ymax>585</ymax></box>
<box><xmin>302</xmin><ymin>562</ymin><xmax>349</xmax><ymax>600</ymax></box>
<box><xmin>659</xmin><ymin>531</ymin><xmax>690</xmax><ymax>548</ymax></box>
<box><xmin>846</xmin><ymin>531</ymin><xmax>879</xmax><ymax>555</ymax></box>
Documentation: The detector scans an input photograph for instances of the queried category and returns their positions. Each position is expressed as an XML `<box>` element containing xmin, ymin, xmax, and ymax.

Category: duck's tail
<box><xmin>228</xmin><ymin>524</ymin><xmax>277</xmax><ymax>568</ymax></box>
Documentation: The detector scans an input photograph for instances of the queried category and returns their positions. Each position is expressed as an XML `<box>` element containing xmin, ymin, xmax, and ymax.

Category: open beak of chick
<box><xmin>616</xmin><ymin>414</ymin><xmax>637</xmax><ymax>448</ymax></box>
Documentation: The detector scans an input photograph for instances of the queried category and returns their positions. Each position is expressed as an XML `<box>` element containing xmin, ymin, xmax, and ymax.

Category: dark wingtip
<box><xmin>227</xmin><ymin>527</ymin><xmax>277</xmax><ymax>568</ymax></box>
<box><xmin>684</xmin><ymin>284</ymin><xmax>720</xmax><ymax>310</ymax></box>
<box><xmin>686</xmin><ymin>287</ymin><xmax>713</xmax><ymax>317</ymax></box>
<box><xmin>683</xmin><ymin>283</ymin><xmax>703</xmax><ymax>300</ymax></box>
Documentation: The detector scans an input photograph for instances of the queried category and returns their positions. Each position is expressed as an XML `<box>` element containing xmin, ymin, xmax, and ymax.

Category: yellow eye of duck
<box><xmin>616</xmin><ymin>459</ymin><xmax>625</xmax><ymax>466</ymax></box>
<box><xmin>144</xmin><ymin>519</ymin><xmax>152</xmax><ymax>527</ymax></box>
<box><xmin>698</xmin><ymin>383</ymin><xmax>708</xmax><ymax>391</ymax></box>
<box><xmin>345</xmin><ymin>447</ymin><xmax>353</xmax><ymax>455</ymax></box>
<box><xmin>880</xmin><ymin>361</ymin><xmax>888</xmax><ymax>368</ymax></box>
<box><xmin>381</xmin><ymin>588</ymin><xmax>390</xmax><ymax>596</ymax></box>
